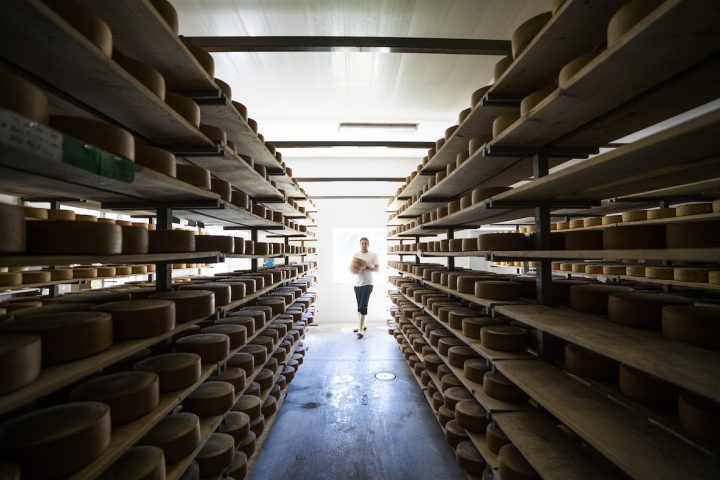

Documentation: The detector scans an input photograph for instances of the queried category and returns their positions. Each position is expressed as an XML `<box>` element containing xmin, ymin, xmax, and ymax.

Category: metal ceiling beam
<box><xmin>270</xmin><ymin>141</ymin><xmax>435</xmax><ymax>148</ymax></box>
<box><xmin>311</xmin><ymin>195</ymin><xmax>392</xmax><ymax>199</ymax></box>
<box><xmin>296</xmin><ymin>178</ymin><xmax>405</xmax><ymax>182</ymax></box>
<box><xmin>183</xmin><ymin>36</ymin><xmax>512</xmax><ymax>55</ymax></box>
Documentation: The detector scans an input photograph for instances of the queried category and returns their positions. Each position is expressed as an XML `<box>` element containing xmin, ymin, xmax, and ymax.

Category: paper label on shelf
<box><xmin>597</xmin><ymin>274</ymin><xmax>608</xmax><ymax>283</ymax></box>
<box><xmin>0</xmin><ymin>109</ymin><xmax>62</xmax><ymax>161</ymax></box>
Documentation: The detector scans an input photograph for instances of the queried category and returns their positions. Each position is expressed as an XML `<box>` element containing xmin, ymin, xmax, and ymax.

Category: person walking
<box><xmin>350</xmin><ymin>237</ymin><xmax>379</xmax><ymax>338</ymax></box>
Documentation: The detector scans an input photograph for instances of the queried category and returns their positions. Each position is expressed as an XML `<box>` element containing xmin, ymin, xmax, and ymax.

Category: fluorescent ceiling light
<box><xmin>338</xmin><ymin>122</ymin><xmax>418</xmax><ymax>132</ymax></box>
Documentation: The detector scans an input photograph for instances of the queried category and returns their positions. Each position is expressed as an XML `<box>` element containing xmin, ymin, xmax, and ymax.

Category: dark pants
<box><xmin>354</xmin><ymin>285</ymin><xmax>373</xmax><ymax>315</ymax></box>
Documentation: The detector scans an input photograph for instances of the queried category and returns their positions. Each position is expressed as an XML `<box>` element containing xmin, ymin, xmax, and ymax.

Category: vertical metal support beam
<box><xmin>415</xmin><ymin>235</ymin><xmax>421</xmax><ymax>264</ymax></box>
<box><xmin>533</xmin><ymin>153</ymin><xmax>555</xmax><ymax>359</ymax></box>
<box><xmin>284</xmin><ymin>236</ymin><xmax>290</xmax><ymax>265</ymax></box>
<box><xmin>156</xmin><ymin>207</ymin><xmax>173</xmax><ymax>292</ymax></box>
<box><xmin>447</xmin><ymin>228</ymin><xmax>455</xmax><ymax>271</ymax></box>
<box><xmin>251</xmin><ymin>229</ymin><xmax>259</xmax><ymax>273</ymax></box>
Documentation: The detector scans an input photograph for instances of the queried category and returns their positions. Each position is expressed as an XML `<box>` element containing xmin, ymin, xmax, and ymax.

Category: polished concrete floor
<box><xmin>249</xmin><ymin>302</ymin><xmax>467</xmax><ymax>480</ymax></box>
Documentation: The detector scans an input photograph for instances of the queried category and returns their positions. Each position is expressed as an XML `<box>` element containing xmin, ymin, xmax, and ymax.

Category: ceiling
<box><xmin>171</xmin><ymin>0</ymin><xmax>551</xmax><ymax>197</ymax></box>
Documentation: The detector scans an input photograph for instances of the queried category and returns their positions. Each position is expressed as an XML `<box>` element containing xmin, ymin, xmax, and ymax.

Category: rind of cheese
<box><xmin>0</xmin><ymin>68</ymin><xmax>49</xmax><ymax>125</ymax></box>
<box><xmin>50</xmin><ymin>116</ymin><xmax>134</xmax><ymax>160</ymax></box>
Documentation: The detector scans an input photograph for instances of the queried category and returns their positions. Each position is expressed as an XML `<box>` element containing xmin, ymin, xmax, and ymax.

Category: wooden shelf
<box><xmin>494</xmin><ymin>304</ymin><xmax>720</xmax><ymax>403</ymax></box>
<box><xmin>494</xmin><ymin>358</ymin><xmax>720</xmax><ymax>480</ymax></box>
<box><xmin>388</xmin><ymin>251</ymin><xmax>421</xmax><ymax>256</ymax></box>
<box><xmin>490</xmin><ymin>249</ymin><xmax>720</xmax><ymax>262</ymax></box>
<box><xmin>395</xmin><ymin>172</ymin><xmax>433</xmax><ymax>201</ymax></box>
<box><xmin>491</xmin><ymin>410</ymin><xmax>623</xmax><ymax>480</ymax></box>
<box><xmin>0</xmin><ymin>273</ymin><xmax>156</xmax><ymax>294</ymax></box>
<box><xmin>0</xmin><ymin>252</ymin><xmax>222</xmax><ymax>268</ymax></box>
<box><xmin>557</xmin><ymin>211</ymin><xmax>720</xmax><ymax>232</ymax></box>
<box><xmin>553</xmin><ymin>270</ymin><xmax>720</xmax><ymax>292</ymax></box>
<box><xmin>183</xmin><ymin>154</ymin><xmax>283</xmax><ymax>200</ymax></box>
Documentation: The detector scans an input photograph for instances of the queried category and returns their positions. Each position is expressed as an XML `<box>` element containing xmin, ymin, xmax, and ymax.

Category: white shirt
<box><xmin>353</xmin><ymin>250</ymin><xmax>379</xmax><ymax>287</ymax></box>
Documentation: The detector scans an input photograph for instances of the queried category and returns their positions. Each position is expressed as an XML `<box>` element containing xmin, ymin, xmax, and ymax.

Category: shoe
<box><xmin>352</xmin><ymin>327</ymin><xmax>368</xmax><ymax>333</ymax></box>
<box><xmin>357</xmin><ymin>332</ymin><xmax>364</xmax><ymax>338</ymax></box>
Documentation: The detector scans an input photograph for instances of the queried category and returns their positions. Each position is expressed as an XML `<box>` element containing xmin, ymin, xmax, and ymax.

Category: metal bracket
<box><xmin>168</xmin><ymin>145</ymin><xmax>224</xmax><ymax>157</ymax></box>
<box><xmin>487</xmin><ymin>199</ymin><xmax>598</xmax><ymax>209</ymax></box>
<box><xmin>180</xmin><ymin>89</ymin><xmax>224</xmax><ymax>102</ymax></box>
<box><xmin>102</xmin><ymin>199</ymin><xmax>223</xmax><ymax>210</ymax></box>
<box><xmin>483</xmin><ymin>93</ymin><xmax>523</xmax><ymax>106</ymax></box>
<box><xmin>485</xmin><ymin>145</ymin><xmax>598</xmax><ymax>159</ymax></box>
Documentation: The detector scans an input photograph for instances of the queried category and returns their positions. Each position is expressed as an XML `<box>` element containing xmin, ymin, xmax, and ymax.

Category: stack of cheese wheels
<box><xmin>661</xmin><ymin>305</ymin><xmax>720</xmax><ymax>350</ymax></box>
<box><xmin>569</xmin><ymin>284</ymin><xmax>634</xmax><ymax>314</ymax></box>
<box><xmin>0</xmin><ymin>401</ymin><xmax>111</xmax><ymax>478</ymax></box>
<box><xmin>140</xmin><ymin>412</ymin><xmax>201</xmax><ymax>463</ymax></box>
<box><xmin>481</xmin><ymin>325</ymin><xmax>528</xmax><ymax>352</ymax></box>
<box><xmin>134</xmin><ymin>352</ymin><xmax>202</xmax><ymax>392</ymax></box>
<box><xmin>183</xmin><ymin>381</ymin><xmax>235</xmax><ymax>416</ymax></box>
<box><xmin>619</xmin><ymin>364</ymin><xmax>679</xmax><ymax>410</ymax></box>
<box><xmin>0</xmin><ymin>312</ymin><xmax>113</xmax><ymax>364</ymax></box>
<box><xmin>70</xmin><ymin>372</ymin><xmax>160</xmax><ymax>425</ymax></box>
<box><xmin>149</xmin><ymin>290</ymin><xmax>214</xmax><ymax>323</ymax></box>
<box><xmin>0</xmin><ymin>335</ymin><xmax>42</xmax><ymax>395</ymax></box>
<box><xmin>608</xmin><ymin>292</ymin><xmax>693</xmax><ymax>329</ymax></box>
<box><xmin>678</xmin><ymin>391</ymin><xmax>720</xmax><ymax>442</ymax></box>
<box><xmin>26</xmin><ymin>221</ymin><xmax>122</xmax><ymax>254</ymax></box>
<box><xmin>349</xmin><ymin>256</ymin><xmax>366</xmax><ymax>274</ymax></box>
<box><xmin>498</xmin><ymin>444</ymin><xmax>540</xmax><ymax>480</ymax></box>
<box><xmin>564</xmin><ymin>344</ymin><xmax>618</xmax><ymax>381</ymax></box>
<box><xmin>92</xmin><ymin>299</ymin><xmax>175</xmax><ymax>339</ymax></box>
<box><xmin>98</xmin><ymin>445</ymin><xmax>165</xmax><ymax>480</ymax></box>
<box><xmin>483</xmin><ymin>371</ymin><xmax>528</xmax><ymax>402</ymax></box>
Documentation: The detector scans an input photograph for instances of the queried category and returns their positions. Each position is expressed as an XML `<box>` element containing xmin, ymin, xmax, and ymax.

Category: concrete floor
<box><xmin>249</xmin><ymin>304</ymin><xmax>467</xmax><ymax>480</ymax></box>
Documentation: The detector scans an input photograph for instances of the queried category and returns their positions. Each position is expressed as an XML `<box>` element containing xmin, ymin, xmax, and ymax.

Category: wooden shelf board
<box><xmin>562</xmin><ymin>211</ymin><xmax>720</xmax><ymax>232</ymax></box>
<box><xmin>492</xmin><ymin>410</ymin><xmax>623</xmax><ymax>480</ymax></box>
<box><xmin>491</xmin><ymin>249</ymin><xmax>720</xmax><ymax>262</ymax></box>
<box><xmin>0</xmin><ymin>273</ymin><xmax>157</xmax><ymax>293</ymax></box>
<box><xmin>388</xmin><ymin>251</ymin><xmax>421</xmax><ymax>256</ymax></box>
<box><xmin>0</xmin><ymin>252</ymin><xmax>222</xmax><ymax>268</ymax></box>
<box><xmin>183</xmin><ymin>154</ymin><xmax>282</xmax><ymax>200</ymax></box>
<box><xmin>494</xmin><ymin>358</ymin><xmax>720</xmax><ymax>480</ymax></box>
<box><xmin>424</xmin><ymin>280</ymin><xmax>527</xmax><ymax>309</ymax></box>
<box><xmin>396</xmin><ymin>171</ymin><xmax>432</xmax><ymax>200</ymax></box>
<box><xmin>494</xmin><ymin>303</ymin><xmax>720</xmax><ymax>403</ymax></box>
<box><xmin>554</xmin><ymin>270</ymin><xmax>720</xmax><ymax>292</ymax></box>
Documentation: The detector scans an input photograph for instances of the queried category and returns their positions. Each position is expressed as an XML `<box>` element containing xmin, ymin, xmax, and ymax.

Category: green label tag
<box><xmin>62</xmin><ymin>136</ymin><xmax>135</xmax><ymax>183</ymax></box>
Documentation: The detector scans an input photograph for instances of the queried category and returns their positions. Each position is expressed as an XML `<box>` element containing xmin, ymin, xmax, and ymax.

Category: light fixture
<box><xmin>338</xmin><ymin>122</ymin><xmax>418</xmax><ymax>132</ymax></box>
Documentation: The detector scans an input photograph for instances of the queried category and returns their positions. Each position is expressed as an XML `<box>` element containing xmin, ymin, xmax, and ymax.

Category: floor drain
<box><xmin>375</xmin><ymin>372</ymin><xmax>396</xmax><ymax>380</ymax></box>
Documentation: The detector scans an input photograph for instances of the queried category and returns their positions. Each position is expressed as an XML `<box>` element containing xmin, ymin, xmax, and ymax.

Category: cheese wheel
<box><xmin>98</xmin><ymin>445</ymin><xmax>165</xmax><ymax>480</ymax></box>
<box><xmin>0</xmin><ymin>335</ymin><xmax>42</xmax><ymax>395</ymax></box>
<box><xmin>148</xmin><ymin>230</ymin><xmax>195</xmax><ymax>253</ymax></box>
<box><xmin>481</xmin><ymin>325</ymin><xmax>528</xmax><ymax>352</ymax></box>
<box><xmin>444</xmin><ymin>420</ymin><xmax>469</xmax><ymax>448</ymax></box>
<box><xmin>661</xmin><ymin>305</ymin><xmax>720</xmax><ymax>350</ymax></box>
<box><xmin>608</xmin><ymin>292</ymin><xmax>693</xmax><ymax>329</ymax></box>
<box><xmin>43</xmin><ymin>0</ymin><xmax>112</xmax><ymax>56</ymax></box>
<box><xmin>120</xmin><ymin>225</ymin><xmax>149</xmax><ymax>254</ymax></box>
<box><xmin>471</xmin><ymin>85</ymin><xmax>491</xmax><ymax>108</ymax></box>
<box><xmin>626</xmin><ymin>265</ymin><xmax>645</xmax><ymax>277</ymax></box>
<box><xmin>134</xmin><ymin>353</ymin><xmax>201</xmax><ymax>392</ymax></box>
<box><xmin>461</xmin><ymin>238</ymin><xmax>477</xmax><ymax>252</ymax></box>
<box><xmin>455</xmin><ymin>440</ymin><xmax>486</xmax><ymax>475</ymax></box>
<box><xmin>26</xmin><ymin>221</ymin><xmax>122</xmax><ymax>254</ymax></box>
<box><xmin>454</xmin><ymin>399</ymin><xmax>489</xmax><ymax>433</ymax></box>
<box><xmin>478</xmin><ymin>233</ymin><xmax>526</xmax><ymax>250</ymax></box>
<box><xmin>97</xmin><ymin>266</ymin><xmax>117</xmax><ymax>277</ymax></box>
<box><xmin>603</xmin><ymin>225</ymin><xmax>665</xmax><ymax>249</ymax></box>
<box><xmin>498</xmin><ymin>444</ymin><xmax>540</xmax><ymax>480</ymax></box>
<box><xmin>475</xmin><ymin>281</ymin><xmax>521</xmax><ymax>300</ymax></box>
<box><xmin>0</xmin><ymin>204</ymin><xmax>25</xmax><ymax>254</ymax></box>
<box><xmin>569</xmin><ymin>284</ymin><xmax>633</xmax><ymax>314</ymax></box>
<box><xmin>195</xmin><ymin>235</ymin><xmax>235</xmax><ymax>254</ymax></box>
<box><xmin>0</xmin><ymin>312</ymin><xmax>112</xmax><ymax>365</ymax></box>
<box><xmin>58</xmin><ymin>290</ymin><xmax>129</xmax><ymax>303</ymax></box>
<box><xmin>92</xmin><ymin>299</ymin><xmax>175</xmax><ymax>340</ymax></box>
<box><xmin>0</xmin><ymin>401</ymin><xmax>111</xmax><ymax>479</ymax></box>
<box><xmin>571</xmin><ymin>264</ymin><xmax>586</xmax><ymax>273</ymax></box>
<box><xmin>113</xmin><ymin>50</ymin><xmax>165</xmax><ymax>100</ymax></box>
<box><xmin>486</xmin><ymin>421</ymin><xmax>510</xmax><ymax>454</ymax></box>
<box><xmin>493</xmin><ymin>56</ymin><xmax>513</xmax><ymax>82</ymax></box>
<box><xmin>183</xmin><ymin>381</ymin><xmax>235</xmax><ymax>416</ymax></box>
<box><xmin>447</xmin><ymin>346</ymin><xmax>479</xmax><ymax>368</ymax></box>
<box><xmin>149</xmin><ymin>290</ymin><xmax>214</xmax><ymax>322</ymax></box>
<box><xmin>200</xmin><ymin>124</ymin><xmax>227</xmax><ymax>144</ymax></box>
<box><xmin>73</xmin><ymin>267</ymin><xmax>98</xmax><ymax>278</ymax></box>
<box><xmin>512</xmin><ymin>12</ymin><xmax>552</xmax><ymax>57</ymax></box>
<box><xmin>219</xmin><ymin>411</ymin><xmax>250</xmax><ymax>445</ymax></box>
<box><xmin>262</xmin><ymin>395</ymin><xmax>278</xmax><ymax>417</ymax></box>
<box><xmin>236</xmin><ymin>431</ymin><xmax>257</xmax><ymax>458</ymax></box>
<box><xmin>0</xmin><ymin>68</ymin><xmax>49</xmax><ymax>125</ymax></box>
<box><xmin>602</xmin><ymin>215</ymin><xmax>622</xmax><ymax>225</ymax></box>
<box><xmin>50</xmin><ymin>116</ymin><xmax>134</xmax><ymax>160</ymax></box>
<box><xmin>678</xmin><ymin>391</ymin><xmax>720</xmax><ymax>442</ymax></box>
<box><xmin>70</xmin><ymin>371</ymin><xmax>159</xmax><ymax>425</ymax></box>
<box><xmin>559</xmin><ymin>51</ymin><xmax>600</xmax><ymax>88</ymax></box>
<box><xmin>607</xmin><ymin>0</ymin><xmax>665</xmax><ymax>47</ymax></box>
<box><xmin>441</xmin><ymin>374</ymin><xmax>464</xmax><ymax>393</ymax></box>
<box><xmin>115</xmin><ymin>266</ymin><xmax>133</xmax><ymax>275</ymax></box>
<box><xmin>22</xmin><ymin>206</ymin><xmax>48</xmax><ymax>220</ymax></box>
<box><xmin>47</xmin><ymin>208</ymin><xmax>75</xmax><ymax>221</ymax></box>
<box><xmin>469</xmin><ymin>136</ymin><xmax>490</xmax><ymax>156</ymax></box>
<box><xmin>667</xmin><ymin>222</ymin><xmax>720</xmax><ymax>248</ymax></box>
<box><xmin>175</xmin><ymin>334</ymin><xmax>229</xmax><ymax>364</ymax></box>
<box><xmin>709</xmin><ymin>271</ymin><xmax>720</xmax><ymax>285</ymax></box>
<box><xmin>241</xmin><ymin>344</ymin><xmax>267</xmax><ymax>366</ymax></box>
<box><xmin>462</xmin><ymin>317</ymin><xmax>504</xmax><ymax>340</ymax></box>
<box><xmin>187</xmin><ymin>44</ymin><xmax>215</xmax><ymax>77</ymax></box>
<box><xmin>618</xmin><ymin>364</ymin><xmax>679</xmax><ymax>410</ymax></box>
<box><xmin>622</xmin><ymin>210</ymin><xmax>647</xmax><ymax>222</ymax></box>
<box><xmin>209</xmin><ymin>366</ymin><xmax>246</xmax><ymax>391</ymax></box>
<box><xmin>431</xmin><ymin>391</ymin><xmax>444</xmax><ymax>411</ymax></box>
<box><xmin>444</xmin><ymin>386</ymin><xmax>474</xmax><ymax>412</ymax></box>
<box><xmin>520</xmin><ymin>85</ymin><xmax>554</xmax><ymax>117</ymax></box>
<box><xmin>647</xmin><ymin>208</ymin><xmax>676</xmax><ymax>220</ymax></box>
<box><xmin>165</xmin><ymin>92</ymin><xmax>200</xmax><ymax>128</ymax></box>
<box><xmin>233</xmin><ymin>395</ymin><xmax>262</xmax><ymax>420</ymax></box>
<box><xmin>0</xmin><ymin>272</ymin><xmax>21</xmax><ymax>286</ymax></box>
<box><xmin>21</xmin><ymin>270</ymin><xmax>51</xmax><ymax>284</ymax></box>
<box><xmin>196</xmin><ymin>433</ymin><xmax>235</xmax><ymax>476</ymax></box>
<box><xmin>249</xmin><ymin>414</ymin><xmax>265</xmax><ymax>436</ymax></box>
<box><xmin>483</xmin><ymin>371</ymin><xmax>528</xmax><ymax>402</ymax></box>
<box><xmin>133</xmin><ymin>144</ymin><xmax>176</xmax><ymax>177</ymax></box>
<box><xmin>583</xmin><ymin>217</ymin><xmax>603</xmax><ymax>228</ymax></box>
<box><xmin>646</xmin><ymin>266</ymin><xmax>673</xmax><ymax>280</ymax></box>
<box><xmin>176</xmin><ymin>163</ymin><xmax>211</xmax><ymax>190</ymax></box>
<box><xmin>438</xmin><ymin>336</ymin><xmax>465</xmax><ymax>356</ymax></box>
<box><xmin>202</xmin><ymin>324</ymin><xmax>246</xmax><ymax>349</ymax></box>
<box><xmin>456</xmin><ymin>275</ymin><xmax>494</xmax><ymax>294</ymax></box>
<box><xmin>149</xmin><ymin>0</ymin><xmax>179</xmax><ymax>34</ymax></box>
<box><xmin>228</xmin><ymin>352</ymin><xmax>254</xmax><ymax>377</ymax></box>
<box><xmin>584</xmin><ymin>264</ymin><xmax>604</xmax><ymax>274</ymax></box>
<box><xmin>602</xmin><ymin>265</ymin><xmax>626</xmax><ymax>275</ymax></box>
<box><xmin>492</xmin><ymin>112</ymin><xmax>520</xmax><ymax>138</ymax></box>
<box><xmin>568</xmin><ymin>219</ymin><xmax>584</xmax><ymax>229</ymax></box>
<box><xmin>438</xmin><ymin>405</ymin><xmax>455</xmax><ymax>427</ymax></box>
<box><xmin>564</xmin><ymin>230</ymin><xmax>603</xmax><ymax>250</ymax></box>
<box><xmin>564</xmin><ymin>343</ymin><xmax>618</xmax><ymax>382</ymax></box>
<box><xmin>255</xmin><ymin>368</ymin><xmax>274</xmax><ymax>390</ymax></box>
<box><xmin>42</xmin><ymin>268</ymin><xmax>74</xmax><ymax>280</ymax></box>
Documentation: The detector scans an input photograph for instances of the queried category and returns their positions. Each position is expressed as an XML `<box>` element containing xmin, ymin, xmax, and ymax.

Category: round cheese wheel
<box><xmin>47</xmin><ymin>209</ymin><xmax>75</xmax><ymax>220</ymax></box>
<box><xmin>583</xmin><ymin>217</ymin><xmax>603</xmax><ymax>228</ymax></box>
<box><xmin>120</xmin><ymin>225</ymin><xmax>150</xmax><ymax>254</ymax></box>
<box><xmin>456</xmin><ymin>275</ymin><xmax>495</xmax><ymax>294</ymax></box>
<box><xmin>710</xmin><ymin>271</ymin><xmax>720</xmax><ymax>285</ymax></box>
<box><xmin>486</xmin><ymin>420</ymin><xmax>510</xmax><ymax>454</ymax></box>
<box><xmin>196</xmin><ymin>433</ymin><xmax>235</xmax><ymax>476</ymax></box>
<box><xmin>603</xmin><ymin>225</ymin><xmax>666</xmax><ymax>249</ymax></box>
<box><xmin>241</xmin><ymin>344</ymin><xmax>267</xmax><ymax>365</ymax></box>
<box><xmin>646</xmin><ymin>266</ymin><xmax>673</xmax><ymax>280</ymax></box>
<box><xmin>618</xmin><ymin>364</ymin><xmax>679</xmax><ymax>410</ymax></box>
<box><xmin>0</xmin><ymin>68</ymin><xmax>49</xmax><ymax>125</ymax></box>
<box><xmin>444</xmin><ymin>420</ymin><xmax>469</xmax><ymax>448</ymax></box>
<box><xmin>0</xmin><ymin>312</ymin><xmax>112</xmax><ymax>365</ymax></box>
<box><xmin>622</xmin><ymin>210</ymin><xmax>647</xmax><ymax>222</ymax></box>
<box><xmin>113</xmin><ymin>50</ymin><xmax>165</xmax><ymax>100</ymax></box>
<box><xmin>26</xmin><ymin>221</ymin><xmax>122</xmax><ymax>254</ymax></box>
<box><xmin>559</xmin><ymin>51</ymin><xmax>600</xmax><ymax>88</ymax></box>
<box><xmin>115</xmin><ymin>266</ymin><xmax>133</xmax><ymax>275</ymax></box>
<box><xmin>141</xmin><ymin>411</ymin><xmax>201</xmax><ymax>464</ymax></box>
<box><xmin>626</xmin><ymin>265</ymin><xmax>645</xmax><ymax>277</ymax></box>
<box><xmin>444</xmin><ymin>386</ymin><xmax>474</xmax><ymax>410</ymax></box>
<box><xmin>483</xmin><ymin>371</ymin><xmax>528</xmax><ymax>402</ymax></box>
<box><xmin>608</xmin><ymin>292</ymin><xmax>693</xmax><ymax>329</ymax></box>
<box><xmin>455</xmin><ymin>440</ymin><xmax>486</xmax><ymax>475</ymax></box>
<box><xmin>22</xmin><ymin>206</ymin><xmax>48</xmax><ymax>220</ymax></box>
<box><xmin>499</xmin><ymin>444</ymin><xmax>540</xmax><ymax>480</ymax></box>
<box><xmin>92</xmin><ymin>299</ymin><xmax>175</xmax><ymax>340</ymax></box>
<box><xmin>673</xmin><ymin>268</ymin><xmax>708</xmax><ymax>283</ymax></box>
<box><xmin>0</xmin><ymin>204</ymin><xmax>25</xmax><ymax>254</ymax></box>
<box><xmin>148</xmin><ymin>0</ymin><xmax>179</xmax><ymax>33</ymax></box>
<box><xmin>209</xmin><ymin>365</ymin><xmax>246</xmax><ymax>391</ymax></box>
<box><xmin>187</xmin><ymin>44</ymin><xmax>215</xmax><ymax>77</ymax></box>
<box><xmin>424</xmin><ymin>353</ymin><xmax>443</xmax><ymax>372</ymax></box>
<box><xmin>678</xmin><ymin>391</ymin><xmax>720</xmax><ymax>442</ymax></box>
<box><xmin>569</xmin><ymin>284</ymin><xmax>633</xmax><ymax>314</ymax></box>
<box><xmin>661</xmin><ymin>305</ymin><xmax>720</xmax><ymax>350</ymax></box>
<box><xmin>647</xmin><ymin>208</ymin><xmax>676</xmax><ymax>220</ymax></box>
<box><xmin>441</xmin><ymin>374</ymin><xmax>464</xmax><ymax>393</ymax></box>
<box><xmin>448</xmin><ymin>309</ymin><xmax>481</xmax><ymax>329</ymax></box>
<box><xmin>148</xmin><ymin>230</ymin><xmax>195</xmax><ymax>253</ymax></box>
<box><xmin>176</xmin><ymin>163</ymin><xmax>211</xmax><ymax>190</ymax></box>
<box><xmin>568</xmin><ymin>219</ymin><xmax>584</xmax><ymax>229</ymax></box>
<box><xmin>475</xmin><ymin>281</ymin><xmax>522</xmax><ymax>300</ymax></box>
<box><xmin>520</xmin><ymin>85</ymin><xmax>554</xmax><ymax>117</ymax></box>
<box><xmin>135</xmin><ymin>145</ymin><xmax>176</xmax><ymax>177</ymax></box>
<box><xmin>492</xmin><ymin>112</ymin><xmax>520</xmax><ymax>138</ymax></box>
<box><xmin>609</xmin><ymin>0</ymin><xmax>666</xmax><ymax>46</ymax></box>
<box><xmin>227</xmin><ymin>352</ymin><xmax>254</xmax><ymax>377</ymax></box>
<box><xmin>564</xmin><ymin>343</ymin><xmax>618</xmax><ymax>382</ymax></box>
<box><xmin>165</xmin><ymin>92</ymin><xmax>200</xmax><ymax>128</ymax></box>
<box><xmin>209</xmin><ymin>178</ymin><xmax>232</xmax><ymax>202</ymax></box>
<box><xmin>460</xmin><ymin>239</ymin><xmax>477</xmax><ymax>252</ymax></box>
<box><xmin>478</xmin><ymin>233</ymin><xmax>526</xmax><ymax>250</ymax></box>
<box><xmin>220</xmin><ymin>411</ymin><xmax>250</xmax><ymax>445</ymax></box>
<box><xmin>43</xmin><ymin>0</ymin><xmax>112</xmax><ymax>56</ymax></box>
<box><xmin>199</xmin><ymin>124</ymin><xmax>227</xmax><ymax>145</ymax></box>
<box><xmin>233</xmin><ymin>395</ymin><xmax>261</xmax><ymax>420</ymax></box>
<box><xmin>431</xmin><ymin>391</ymin><xmax>444</xmax><ymax>411</ymax></box>
<box><xmin>21</xmin><ymin>270</ymin><xmax>51</xmax><ymax>284</ymax></box>
<box><xmin>602</xmin><ymin>265</ymin><xmax>626</xmax><ymax>275</ymax></box>
<box><xmin>236</xmin><ymin>430</ymin><xmax>257</xmax><ymax>458</ymax></box>
<box><xmin>195</xmin><ymin>235</ymin><xmax>235</xmax><ymax>254</ymax></box>
<box><xmin>250</xmin><ymin>414</ymin><xmax>266</xmax><ymax>436</ymax></box>
<box><xmin>0</xmin><ymin>272</ymin><xmax>21</xmax><ymax>286</ymax></box>
<box><xmin>202</xmin><ymin>324</ymin><xmax>246</xmax><ymax>349</ymax></box>
<box><xmin>564</xmin><ymin>230</ymin><xmax>603</xmax><ymax>250</ymax></box>
<box><xmin>585</xmin><ymin>265</ymin><xmax>604</xmax><ymax>274</ymax></box>
<box><xmin>438</xmin><ymin>405</ymin><xmax>455</xmax><ymax>427</ymax></box>
<box><xmin>175</xmin><ymin>334</ymin><xmax>229</xmax><ymax>364</ymax></box>
<box><xmin>602</xmin><ymin>215</ymin><xmax>622</xmax><ymax>225</ymax></box>
<box><xmin>493</xmin><ymin>56</ymin><xmax>513</xmax><ymax>82</ymax></box>
<box><xmin>481</xmin><ymin>325</ymin><xmax>528</xmax><ymax>352</ymax></box>
<box><xmin>98</xmin><ymin>445</ymin><xmax>165</xmax><ymax>480</ymax></box>
<box><xmin>70</xmin><ymin>372</ymin><xmax>159</xmax><ymax>425</ymax></box>
<box><xmin>255</xmin><ymin>368</ymin><xmax>274</xmax><ymax>391</ymax></box>
<box><xmin>134</xmin><ymin>353</ymin><xmax>201</xmax><ymax>392</ymax></box>
<box><xmin>97</xmin><ymin>266</ymin><xmax>116</xmax><ymax>277</ymax></box>
<box><xmin>262</xmin><ymin>395</ymin><xmax>278</xmax><ymax>417</ymax></box>
<box><xmin>462</xmin><ymin>317</ymin><xmax>504</xmax><ymax>340</ymax></box>
<box><xmin>0</xmin><ymin>401</ymin><xmax>111</xmax><ymax>478</ymax></box>
<box><xmin>448</xmin><ymin>345</ymin><xmax>479</xmax><ymax>368</ymax></box>
<box><xmin>512</xmin><ymin>12</ymin><xmax>552</xmax><ymax>57</ymax></box>
<box><xmin>455</xmin><ymin>399</ymin><xmax>489</xmax><ymax>433</ymax></box>
<box><xmin>667</xmin><ymin>222</ymin><xmax>720</xmax><ymax>248</ymax></box>
<box><xmin>438</xmin><ymin>336</ymin><xmax>465</xmax><ymax>356</ymax></box>
<box><xmin>571</xmin><ymin>264</ymin><xmax>586</xmax><ymax>273</ymax></box>
<box><xmin>0</xmin><ymin>334</ymin><xmax>41</xmax><ymax>395</ymax></box>
<box><xmin>149</xmin><ymin>290</ymin><xmax>214</xmax><ymax>323</ymax></box>
<box><xmin>471</xmin><ymin>85</ymin><xmax>491</xmax><ymax>108</ymax></box>
<box><xmin>50</xmin><ymin>116</ymin><xmax>134</xmax><ymax>160</ymax></box>
<box><xmin>183</xmin><ymin>381</ymin><xmax>235</xmax><ymax>416</ymax></box>
<box><xmin>73</xmin><ymin>267</ymin><xmax>98</xmax><ymax>278</ymax></box>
